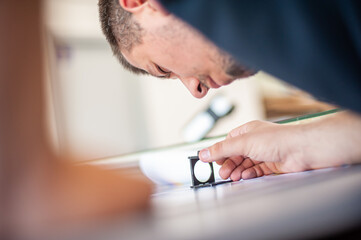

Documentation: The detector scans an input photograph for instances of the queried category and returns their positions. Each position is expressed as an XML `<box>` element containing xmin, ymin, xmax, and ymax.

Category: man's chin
<box><xmin>243</xmin><ymin>70</ymin><xmax>259</xmax><ymax>78</ymax></box>
<box><xmin>214</xmin><ymin>70</ymin><xmax>258</xmax><ymax>87</ymax></box>
<box><xmin>232</xmin><ymin>70</ymin><xmax>259</xmax><ymax>81</ymax></box>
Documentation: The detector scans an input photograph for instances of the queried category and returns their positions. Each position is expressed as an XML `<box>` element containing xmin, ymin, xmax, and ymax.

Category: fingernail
<box><xmin>200</xmin><ymin>149</ymin><xmax>210</xmax><ymax>161</ymax></box>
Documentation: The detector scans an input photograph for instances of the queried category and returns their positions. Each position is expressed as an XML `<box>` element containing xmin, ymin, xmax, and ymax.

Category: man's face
<box><xmin>121</xmin><ymin>4</ymin><xmax>255</xmax><ymax>98</ymax></box>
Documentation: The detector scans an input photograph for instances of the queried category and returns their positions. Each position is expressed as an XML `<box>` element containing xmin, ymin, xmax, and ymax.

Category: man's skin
<box><xmin>117</xmin><ymin>0</ymin><xmax>361</xmax><ymax>180</ymax></box>
<box><xmin>0</xmin><ymin>1</ymin><xmax>152</xmax><ymax>238</ymax></box>
<box><xmin>200</xmin><ymin>112</ymin><xmax>361</xmax><ymax>180</ymax></box>
<box><xmin>119</xmin><ymin>0</ymin><xmax>255</xmax><ymax>99</ymax></box>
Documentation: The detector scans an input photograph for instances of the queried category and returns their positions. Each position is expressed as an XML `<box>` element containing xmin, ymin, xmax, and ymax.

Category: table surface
<box><xmin>150</xmin><ymin>165</ymin><xmax>361</xmax><ymax>240</ymax></box>
<box><xmin>68</xmin><ymin>164</ymin><xmax>361</xmax><ymax>240</ymax></box>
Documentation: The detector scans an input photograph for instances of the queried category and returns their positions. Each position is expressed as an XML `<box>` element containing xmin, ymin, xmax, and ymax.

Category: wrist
<box><xmin>299</xmin><ymin>112</ymin><xmax>361</xmax><ymax>168</ymax></box>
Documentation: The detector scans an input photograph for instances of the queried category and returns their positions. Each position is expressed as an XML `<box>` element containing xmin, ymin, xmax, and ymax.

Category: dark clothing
<box><xmin>160</xmin><ymin>0</ymin><xmax>361</xmax><ymax>112</ymax></box>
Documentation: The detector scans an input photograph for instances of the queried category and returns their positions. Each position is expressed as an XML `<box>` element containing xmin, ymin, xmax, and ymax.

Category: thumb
<box><xmin>199</xmin><ymin>136</ymin><xmax>248</xmax><ymax>162</ymax></box>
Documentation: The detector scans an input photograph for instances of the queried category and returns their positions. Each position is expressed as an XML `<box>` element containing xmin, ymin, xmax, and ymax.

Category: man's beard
<box><xmin>221</xmin><ymin>51</ymin><xmax>258</xmax><ymax>79</ymax></box>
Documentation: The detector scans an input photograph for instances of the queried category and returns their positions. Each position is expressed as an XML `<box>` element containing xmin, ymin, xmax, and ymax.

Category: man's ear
<box><xmin>119</xmin><ymin>0</ymin><xmax>148</xmax><ymax>13</ymax></box>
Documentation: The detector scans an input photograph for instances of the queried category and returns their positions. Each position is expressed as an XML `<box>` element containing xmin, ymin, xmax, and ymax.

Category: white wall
<box><xmin>51</xmin><ymin>40</ymin><xmax>149</xmax><ymax>159</ymax></box>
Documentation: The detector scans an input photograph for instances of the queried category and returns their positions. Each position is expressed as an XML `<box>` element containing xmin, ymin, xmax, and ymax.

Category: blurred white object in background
<box><xmin>139</xmin><ymin>150</ymin><xmax>222</xmax><ymax>186</ymax></box>
<box><xmin>183</xmin><ymin>95</ymin><xmax>234</xmax><ymax>142</ymax></box>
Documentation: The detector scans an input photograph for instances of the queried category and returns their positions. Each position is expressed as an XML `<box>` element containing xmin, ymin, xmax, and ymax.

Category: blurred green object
<box><xmin>276</xmin><ymin>109</ymin><xmax>341</xmax><ymax>124</ymax></box>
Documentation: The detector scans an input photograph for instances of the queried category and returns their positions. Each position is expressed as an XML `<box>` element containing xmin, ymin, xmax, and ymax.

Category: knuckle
<box><xmin>243</xmin><ymin>120</ymin><xmax>264</xmax><ymax>132</ymax></box>
<box><xmin>216</xmin><ymin>160</ymin><xmax>225</xmax><ymax>165</ymax></box>
<box><xmin>246</xmin><ymin>120</ymin><xmax>261</xmax><ymax>127</ymax></box>
<box><xmin>228</xmin><ymin>125</ymin><xmax>246</xmax><ymax>138</ymax></box>
<box><xmin>226</xmin><ymin>131</ymin><xmax>233</xmax><ymax>139</ymax></box>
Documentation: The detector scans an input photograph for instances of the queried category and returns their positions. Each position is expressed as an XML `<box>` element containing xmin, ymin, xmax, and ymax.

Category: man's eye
<box><xmin>157</xmin><ymin>65</ymin><xmax>171</xmax><ymax>74</ymax></box>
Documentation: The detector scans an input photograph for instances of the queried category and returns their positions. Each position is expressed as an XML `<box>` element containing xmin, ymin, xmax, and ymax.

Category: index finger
<box><xmin>199</xmin><ymin>135</ymin><xmax>248</xmax><ymax>162</ymax></box>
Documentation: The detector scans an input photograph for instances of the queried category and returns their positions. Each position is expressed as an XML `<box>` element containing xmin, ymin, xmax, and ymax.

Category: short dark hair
<box><xmin>98</xmin><ymin>0</ymin><xmax>148</xmax><ymax>75</ymax></box>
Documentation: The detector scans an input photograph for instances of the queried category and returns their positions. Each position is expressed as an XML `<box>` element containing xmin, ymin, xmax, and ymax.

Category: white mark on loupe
<box><xmin>194</xmin><ymin>161</ymin><xmax>212</xmax><ymax>182</ymax></box>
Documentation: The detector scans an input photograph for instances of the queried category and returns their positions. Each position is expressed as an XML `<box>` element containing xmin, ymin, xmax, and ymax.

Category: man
<box><xmin>99</xmin><ymin>0</ymin><xmax>361</xmax><ymax>181</ymax></box>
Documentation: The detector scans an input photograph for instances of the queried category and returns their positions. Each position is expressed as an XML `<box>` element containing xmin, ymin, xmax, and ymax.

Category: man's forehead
<box><xmin>121</xmin><ymin>47</ymin><xmax>159</xmax><ymax>77</ymax></box>
<box><xmin>121</xmin><ymin>48</ymin><xmax>143</xmax><ymax>70</ymax></box>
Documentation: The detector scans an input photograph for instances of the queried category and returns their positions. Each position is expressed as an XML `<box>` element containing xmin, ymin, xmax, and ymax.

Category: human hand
<box><xmin>200</xmin><ymin>120</ymin><xmax>310</xmax><ymax>181</ymax></box>
<box><xmin>199</xmin><ymin>112</ymin><xmax>361</xmax><ymax>181</ymax></box>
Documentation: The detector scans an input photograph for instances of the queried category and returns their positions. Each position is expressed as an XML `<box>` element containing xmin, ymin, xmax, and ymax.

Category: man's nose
<box><xmin>178</xmin><ymin>76</ymin><xmax>208</xmax><ymax>99</ymax></box>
